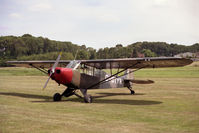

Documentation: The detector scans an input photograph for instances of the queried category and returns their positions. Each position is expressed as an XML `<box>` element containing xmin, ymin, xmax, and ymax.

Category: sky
<box><xmin>0</xmin><ymin>0</ymin><xmax>198</xmax><ymax>49</ymax></box>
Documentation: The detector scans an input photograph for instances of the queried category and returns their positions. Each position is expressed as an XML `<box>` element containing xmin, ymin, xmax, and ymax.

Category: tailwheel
<box><xmin>128</xmin><ymin>86</ymin><xmax>135</xmax><ymax>95</ymax></box>
<box><xmin>53</xmin><ymin>93</ymin><xmax>62</xmax><ymax>101</ymax></box>
<box><xmin>84</xmin><ymin>95</ymin><xmax>92</xmax><ymax>103</ymax></box>
<box><xmin>130</xmin><ymin>90</ymin><xmax>135</xmax><ymax>95</ymax></box>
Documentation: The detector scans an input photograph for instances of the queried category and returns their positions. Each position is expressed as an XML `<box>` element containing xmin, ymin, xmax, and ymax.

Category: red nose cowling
<box><xmin>51</xmin><ymin>67</ymin><xmax>73</xmax><ymax>85</ymax></box>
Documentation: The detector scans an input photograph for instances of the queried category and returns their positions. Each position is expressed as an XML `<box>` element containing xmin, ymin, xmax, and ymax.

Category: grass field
<box><xmin>0</xmin><ymin>62</ymin><xmax>199</xmax><ymax>133</ymax></box>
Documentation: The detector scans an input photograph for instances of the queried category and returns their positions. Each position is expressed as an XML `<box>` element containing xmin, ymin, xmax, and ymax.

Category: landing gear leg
<box><xmin>53</xmin><ymin>87</ymin><xmax>75</xmax><ymax>102</ymax></box>
<box><xmin>61</xmin><ymin>87</ymin><xmax>75</xmax><ymax>97</ymax></box>
<box><xmin>128</xmin><ymin>86</ymin><xmax>135</xmax><ymax>95</ymax></box>
<box><xmin>80</xmin><ymin>89</ymin><xmax>92</xmax><ymax>103</ymax></box>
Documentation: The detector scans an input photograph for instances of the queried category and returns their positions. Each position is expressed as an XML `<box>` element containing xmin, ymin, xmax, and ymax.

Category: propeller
<box><xmin>43</xmin><ymin>52</ymin><xmax>62</xmax><ymax>90</ymax></box>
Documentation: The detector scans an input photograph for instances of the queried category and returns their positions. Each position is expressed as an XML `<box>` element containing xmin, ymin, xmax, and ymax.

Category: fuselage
<box><xmin>48</xmin><ymin>67</ymin><xmax>127</xmax><ymax>90</ymax></box>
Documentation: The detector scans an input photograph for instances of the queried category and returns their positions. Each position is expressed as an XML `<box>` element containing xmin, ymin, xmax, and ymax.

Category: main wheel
<box><xmin>53</xmin><ymin>93</ymin><xmax>62</xmax><ymax>101</ymax></box>
<box><xmin>84</xmin><ymin>95</ymin><xmax>92</xmax><ymax>103</ymax></box>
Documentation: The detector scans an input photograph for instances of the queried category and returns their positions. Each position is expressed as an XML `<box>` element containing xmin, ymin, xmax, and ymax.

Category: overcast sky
<box><xmin>0</xmin><ymin>0</ymin><xmax>198</xmax><ymax>49</ymax></box>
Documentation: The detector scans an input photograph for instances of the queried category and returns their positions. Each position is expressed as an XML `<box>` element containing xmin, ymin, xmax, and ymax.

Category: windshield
<box><xmin>66</xmin><ymin>60</ymin><xmax>81</xmax><ymax>70</ymax></box>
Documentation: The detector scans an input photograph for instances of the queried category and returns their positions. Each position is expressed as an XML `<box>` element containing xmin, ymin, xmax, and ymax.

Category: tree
<box><xmin>0</xmin><ymin>34</ymin><xmax>198</xmax><ymax>65</ymax></box>
<box><xmin>116</xmin><ymin>44</ymin><xmax>123</xmax><ymax>48</ymax></box>
<box><xmin>22</xmin><ymin>34</ymin><xmax>32</xmax><ymax>37</ymax></box>
<box><xmin>76</xmin><ymin>50</ymin><xmax>89</xmax><ymax>60</ymax></box>
<box><xmin>141</xmin><ymin>49</ymin><xmax>156</xmax><ymax>57</ymax></box>
<box><xmin>87</xmin><ymin>47</ymin><xmax>96</xmax><ymax>59</ymax></box>
<box><xmin>132</xmin><ymin>48</ymin><xmax>138</xmax><ymax>58</ymax></box>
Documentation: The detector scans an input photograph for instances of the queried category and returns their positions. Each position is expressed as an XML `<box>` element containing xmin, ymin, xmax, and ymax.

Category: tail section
<box><xmin>128</xmin><ymin>79</ymin><xmax>154</xmax><ymax>84</ymax></box>
<box><xmin>123</xmin><ymin>69</ymin><xmax>154</xmax><ymax>85</ymax></box>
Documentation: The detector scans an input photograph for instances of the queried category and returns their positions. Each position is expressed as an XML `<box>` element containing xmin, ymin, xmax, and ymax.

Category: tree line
<box><xmin>0</xmin><ymin>34</ymin><xmax>199</xmax><ymax>66</ymax></box>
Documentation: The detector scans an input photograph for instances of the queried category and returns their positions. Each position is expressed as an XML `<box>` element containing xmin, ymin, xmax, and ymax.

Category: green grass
<box><xmin>134</xmin><ymin>66</ymin><xmax>199</xmax><ymax>78</ymax></box>
<box><xmin>0</xmin><ymin>63</ymin><xmax>199</xmax><ymax>133</ymax></box>
<box><xmin>0</xmin><ymin>67</ymin><xmax>46</xmax><ymax>76</ymax></box>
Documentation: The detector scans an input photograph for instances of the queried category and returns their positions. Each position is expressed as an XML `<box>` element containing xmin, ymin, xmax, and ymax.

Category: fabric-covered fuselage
<box><xmin>49</xmin><ymin>67</ymin><xmax>125</xmax><ymax>90</ymax></box>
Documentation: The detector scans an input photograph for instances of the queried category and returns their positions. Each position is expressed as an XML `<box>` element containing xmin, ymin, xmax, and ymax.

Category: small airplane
<box><xmin>7</xmin><ymin>53</ymin><xmax>192</xmax><ymax>103</ymax></box>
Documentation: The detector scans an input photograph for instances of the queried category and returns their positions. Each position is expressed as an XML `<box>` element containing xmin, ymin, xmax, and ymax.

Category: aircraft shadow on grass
<box><xmin>94</xmin><ymin>92</ymin><xmax>145</xmax><ymax>98</ymax></box>
<box><xmin>0</xmin><ymin>92</ymin><xmax>162</xmax><ymax>105</ymax></box>
<box><xmin>0</xmin><ymin>92</ymin><xmax>52</xmax><ymax>100</ymax></box>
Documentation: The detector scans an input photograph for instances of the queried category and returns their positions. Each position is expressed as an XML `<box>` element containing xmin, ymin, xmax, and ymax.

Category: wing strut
<box><xmin>29</xmin><ymin>64</ymin><xmax>48</xmax><ymax>75</ymax></box>
<box><xmin>86</xmin><ymin>61</ymin><xmax>141</xmax><ymax>89</ymax></box>
<box><xmin>103</xmin><ymin>65</ymin><xmax>149</xmax><ymax>84</ymax></box>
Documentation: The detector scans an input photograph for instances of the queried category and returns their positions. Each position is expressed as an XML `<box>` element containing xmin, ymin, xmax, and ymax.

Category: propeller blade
<box><xmin>43</xmin><ymin>74</ymin><xmax>52</xmax><ymax>90</ymax></box>
<box><xmin>52</xmin><ymin>52</ymin><xmax>62</xmax><ymax>73</ymax></box>
<box><xmin>42</xmin><ymin>52</ymin><xmax>62</xmax><ymax>90</ymax></box>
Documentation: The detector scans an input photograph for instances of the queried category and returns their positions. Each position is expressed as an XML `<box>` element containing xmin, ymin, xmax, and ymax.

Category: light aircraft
<box><xmin>7</xmin><ymin>53</ymin><xmax>192</xmax><ymax>103</ymax></box>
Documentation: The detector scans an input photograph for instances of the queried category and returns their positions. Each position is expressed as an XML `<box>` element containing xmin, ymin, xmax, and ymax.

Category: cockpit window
<box><xmin>66</xmin><ymin>60</ymin><xmax>81</xmax><ymax>70</ymax></box>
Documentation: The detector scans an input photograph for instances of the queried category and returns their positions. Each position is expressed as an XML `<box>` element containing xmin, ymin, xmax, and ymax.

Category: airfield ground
<box><xmin>0</xmin><ymin>62</ymin><xmax>199</xmax><ymax>133</ymax></box>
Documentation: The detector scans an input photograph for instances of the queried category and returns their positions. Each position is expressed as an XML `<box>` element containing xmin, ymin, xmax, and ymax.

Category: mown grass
<box><xmin>0</xmin><ymin>62</ymin><xmax>199</xmax><ymax>133</ymax></box>
<box><xmin>0</xmin><ymin>67</ymin><xmax>46</xmax><ymax>76</ymax></box>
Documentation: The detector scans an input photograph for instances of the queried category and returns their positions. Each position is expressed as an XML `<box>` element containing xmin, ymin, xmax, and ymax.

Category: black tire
<box><xmin>53</xmin><ymin>93</ymin><xmax>62</xmax><ymax>101</ymax></box>
<box><xmin>131</xmin><ymin>90</ymin><xmax>135</xmax><ymax>95</ymax></box>
<box><xmin>84</xmin><ymin>95</ymin><xmax>92</xmax><ymax>103</ymax></box>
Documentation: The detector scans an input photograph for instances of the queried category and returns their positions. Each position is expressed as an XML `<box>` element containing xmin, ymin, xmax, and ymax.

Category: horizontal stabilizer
<box><xmin>125</xmin><ymin>79</ymin><xmax>154</xmax><ymax>84</ymax></box>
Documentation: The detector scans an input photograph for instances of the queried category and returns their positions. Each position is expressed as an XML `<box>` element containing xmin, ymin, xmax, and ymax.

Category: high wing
<box><xmin>7</xmin><ymin>57</ymin><xmax>192</xmax><ymax>69</ymax></box>
<box><xmin>80</xmin><ymin>57</ymin><xmax>192</xmax><ymax>69</ymax></box>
